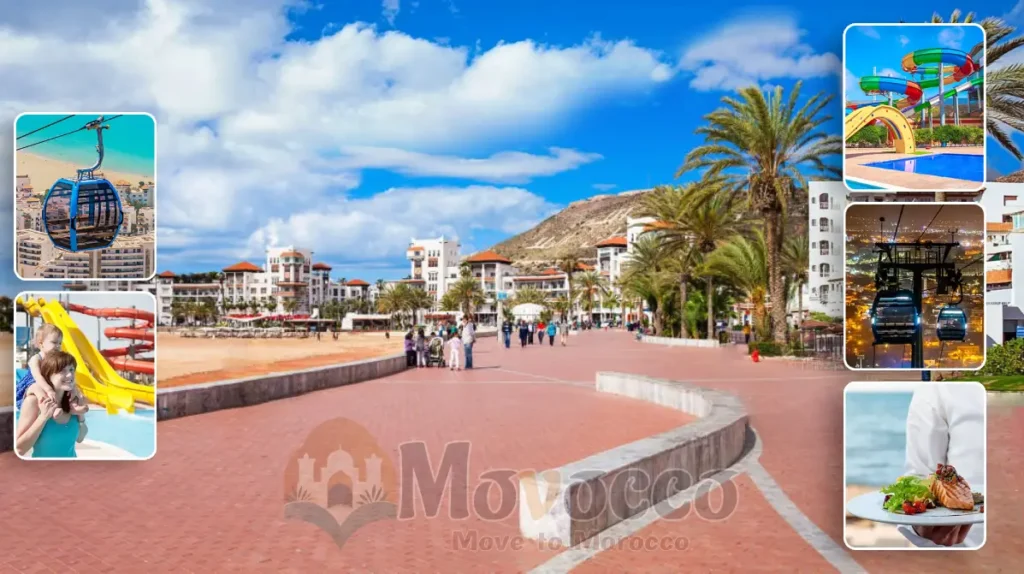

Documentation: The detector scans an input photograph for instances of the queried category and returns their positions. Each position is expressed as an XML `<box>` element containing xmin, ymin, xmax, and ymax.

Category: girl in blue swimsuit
<box><xmin>15</xmin><ymin>351</ymin><xmax>86</xmax><ymax>458</ymax></box>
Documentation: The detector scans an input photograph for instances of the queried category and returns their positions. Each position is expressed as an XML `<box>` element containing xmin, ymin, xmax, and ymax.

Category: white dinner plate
<box><xmin>847</xmin><ymin>487</ymin><xmax>985</xmax><ymax>526</ymax></box>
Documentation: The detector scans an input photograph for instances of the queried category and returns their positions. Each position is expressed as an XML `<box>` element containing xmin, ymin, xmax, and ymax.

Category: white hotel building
<box><xmin>66</xmin><ymin>246</ymin><xmax>372</xmax><ymax>325</ymax></box>
<box><xmin>979</xmin><ymin>181</ymin><xmax>1024</xmax><ymax>346</ymax></box>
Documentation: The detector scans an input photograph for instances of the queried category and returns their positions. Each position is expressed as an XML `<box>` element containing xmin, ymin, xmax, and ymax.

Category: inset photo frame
<box><xmin>14</xmin><ymin>112</ymin><xmax>157</xmax><ymax>281</ymax></box>
<box><xmin>843</xmin><ymin>23</ymin><xmax>986</xmax><ymax>193</ymax></box>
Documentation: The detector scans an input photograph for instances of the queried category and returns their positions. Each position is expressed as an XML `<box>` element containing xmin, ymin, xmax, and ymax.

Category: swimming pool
<box><xmin>864</xmin><ymin>153</ymin><xmax>983</xmax><ymax>182</ymax></box>
<box><xmin>13</xmin><ymin>404</ymin><xmax>156</xmax><ymax>459</ymax></box>
<box><xmin>84</xmin><ymin>408</ymin><xmax>156</xmax><ymax>459</ymax></box>
<box><xmin>845</xmin><ymin>179</ymin><xmax>885</xmax><ymax>190</ymax></box>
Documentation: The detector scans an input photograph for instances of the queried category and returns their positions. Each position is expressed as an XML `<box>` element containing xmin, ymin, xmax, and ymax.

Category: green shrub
<box><xmin>718</xmin><ymin>330</ymin><xmax>730</xmax><ymax>344</ymax></box>
<box><xmin>979</xmin><ymin>339</ymin><xmax>1024</xmax><ymax>376</ymax></box>
<box><xmin>749</xmin><ymin>341</ymin><xmax>783</xmax><ymax>356</ymax></box>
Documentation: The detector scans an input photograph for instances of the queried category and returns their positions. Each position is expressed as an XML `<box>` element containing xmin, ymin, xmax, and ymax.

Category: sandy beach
<box><xmin>155</xmin><ymin>331</ymin><xmax>403</xmax><ymax>387</ymax></box>
<box><xmin>0</xmin><ymin>334</ymin><xmax>12</xmax><ymax>408</ymax></box>
<box><xmin>17</xmin><ymin>152</ymin><xmax>152</xmax><ymax>190</ymax></box>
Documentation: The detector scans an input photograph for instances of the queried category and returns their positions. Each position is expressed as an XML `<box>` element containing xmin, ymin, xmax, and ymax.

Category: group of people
<box><xmin>501</xmin><ymin>318</ymin><xmax>564</xmax><ymax>348</ymax></box>
<box><xmin>14</xmin><ymin>324</ymin><xmax>90</xmax><ymax>458</ymax></box>
<box><xmin>404</xmin><ymin>316</ymin><xmax>477</xmax><ymax>370</ymax></box>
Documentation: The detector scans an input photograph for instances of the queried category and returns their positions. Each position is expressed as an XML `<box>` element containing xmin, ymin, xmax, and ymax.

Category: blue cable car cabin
<box><xmin>936</xmin><ymin>306</ymin><xmax>968</xmax><ymax>342</ymax></box>
<box><xmin>870</xmin><ymin>289</ymin><xmax>920</xmax><ymax>345</ymax></box>
<box><xmin>42</xmin><ymin>177</ymin><xmax>122</xmax><ymax>252</ymax></box>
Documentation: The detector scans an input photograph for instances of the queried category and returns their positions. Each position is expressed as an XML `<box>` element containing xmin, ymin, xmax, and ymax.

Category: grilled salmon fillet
<box><xmin>930</xmin><ymin>464</ymin><xmax>975</xmax><ymax>510</ymax></box>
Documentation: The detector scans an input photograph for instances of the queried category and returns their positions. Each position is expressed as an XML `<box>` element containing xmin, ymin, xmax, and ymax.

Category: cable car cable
<box><xmin>16</xmin><ymin>114</ymin><xmax>75</xmax><ymax>140</ymax></box>
<box><xmin>916</xmin><ymin>205</ymin><xmax>944</xmax><ymax>242</ymax></box>
<box><xmin>16</xmin><ymin>115</ymin><xmax>124</xmax><ymax>151</ymax></box>
<box><xmin>892</xmin><ymin>204</ymin><xmax>905</xmax><ymax>242</ymax></box>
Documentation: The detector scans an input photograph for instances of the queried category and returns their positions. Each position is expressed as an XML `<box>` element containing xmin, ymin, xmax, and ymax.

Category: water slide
<box><xmin>844</xmin><ymin>104</ymin><xmax>916</xmax><ymax>153</ymax></box>
<box><xmin>857</xmin><ymin>76</ymin><xmax>923</xmax><ymax>109</ymax></box>
<box><xmin>19</xmin><ymin>297</ymin><xmax>155</xmax><ymax>411</ymax></box>
<box><xmin>66</xmin><ymin>303</ymin><xmax>156</xmax><ymax>376</ymax></box>
<box><xmin>901</xmin><ymin>48</ymin><xmax>980</xmax><ymax>115</ymax></box>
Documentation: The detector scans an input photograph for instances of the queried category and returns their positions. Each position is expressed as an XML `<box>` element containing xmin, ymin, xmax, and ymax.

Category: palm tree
<box><xmin>549</xmin><ymin>295</ymin><xmax>572</xmax><ymax>323</ymax></box>
<box><xmin>602</xmin><ymin>292</ymin><xmax>620</xmax><ymax>324</ymax></box>
<box><xmin>639</xmin><ymin>184</ymin><xmax>697</xmax><ymax>337</ymax></box>
<box><xmin>511</xmin><ymin>286</ymin><xmax>547</xmax><ymax>307</ymax></box>
<box><xmin>680</xmin><ymin>82</ymin><xmax>840</xmax><ymax>343</ymax></box>
<box><xmin>408</xmin><ymin>287</ymin><xmax>434</xmax><ymax>326</ymax></box>
<box><xmin>441</xmin><ymin>273</ymin><xmax>486</xmax><ymax>318</ymax></box>
<box><xmin>574</xmin><ymin>270</ymin><xmax>606</xmax><ymax>324</ymax></box>
<box><xmin>931</xmin><ymin>10</ymin><xmax>1024</xmax><ymax>159</ymax></box>
<box><xmin>621</xmin><ymin>235</ymin><xmax>674</xmax><ymax>335</ymax></box>
<box><xmin>660</xmin><ymin>181</ymin><xmax>747</xmax><ymax>339</ymax></box>
<box><xmin>782</xmin><ymin>234</ymin><xmax>809</xmax><ymax>330</ymax></box>
<box><xmin>707</xmin><ymin>232</ymin><xmax>770</xmax><ymax>340</ymax></box>
<box><xmin>557</xmin><ymin>254</ymin><xmax>582</xmax><ymax>322</ymax></box>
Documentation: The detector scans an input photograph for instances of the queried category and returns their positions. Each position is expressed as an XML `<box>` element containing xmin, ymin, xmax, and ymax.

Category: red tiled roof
<box><xmin>577</xmin><ymin>262</ymin><xmax>594</xmax><ymax>271</ymax></box>
<box><xmin>312</xmin><ymin>262</ymin><xmax>332</xmax><ymax>270</ymax></box>
<box><xmin>346</xmin><ymin>279</ymin><xmax>370</xmax><ymax>286</ymax></box>
<box><xmin>596</xmin><ymin>236</ymin><xmax>627</xmax><ymax>248</ymax></box>
<box><xmin>408</xmin><ymin>245</ymin><xmax>424</xmax><ymax>250</ymax></box>
<box><xmin>223</xmin><ymin>261</ymin><xmax>261</xmax><ymax>273</ymax></box>
<box><xmin>280</xmin><ymin>250</ymin><xmax>303</xmax><ymax>258</ymax></box>
<box><xmin>158</xmin><ymin>270</ymin><xmax>175</xmax><ymax>278</ymax></box>
<box><xmin>464</xmin><ymin>250</ymin><xmax>512</xmax><ymax>264</ymax></box>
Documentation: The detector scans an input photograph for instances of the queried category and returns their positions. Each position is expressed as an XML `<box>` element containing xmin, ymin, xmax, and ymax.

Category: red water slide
<box><xmin>66</xmin><ymin>303</ymin><xmax>155</xmax><ymax>375</ymax></box>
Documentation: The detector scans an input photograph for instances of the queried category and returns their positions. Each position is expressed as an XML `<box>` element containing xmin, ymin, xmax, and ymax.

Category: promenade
<box><xmin>1</xmin><ymin>331</ymin><xmax>1020</xmax><ymax>573</ymax></box>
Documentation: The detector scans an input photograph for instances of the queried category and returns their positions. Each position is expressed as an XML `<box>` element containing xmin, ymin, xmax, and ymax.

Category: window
<box><xmin>1006</xmin><ymin>196</ymin><xmax>1018</xmax><ymax>206</ymax></box>
<box><xmin>811</xmin><ymin>265</ymin><xmax>817</xmax><ymax>272</ymax></box>
<box><xmin>819</xmin><ymin>285</ymin><xmax>829</xmax><ymax>304</ymax></box>
<box><xmin>819</xmin><ymin>193</ymin><xmax>829</xmax><ymax>209</ymax></box>
<box><xmin>820</xmin><ymin>263</ymin><xmax>830</xmax><ymax>278</ymax></box>
<box><xmin>811</xmin><ymin>242</ymin><xmax>816</xmax><ymax>249</ymax></box>
<box><xmin>820</xmin><ymin>240</ymin><xmax>830</xmax><ymax>256</ymax></box>
<box><xmin>819</xmin><ymin>217</ymin><xmax>829</xmax><ymax>232</ymax></box>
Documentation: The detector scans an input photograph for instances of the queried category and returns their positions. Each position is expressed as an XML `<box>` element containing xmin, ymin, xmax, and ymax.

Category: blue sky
<box><xmin>1</xmin><ymin>0</ymin><xmax>1023</xmax><ymax>297</ymax></box>
<box><xmin>845</xmin><ymin>24</ymin><xmax>985</xmax><ymax>103</ymax></box>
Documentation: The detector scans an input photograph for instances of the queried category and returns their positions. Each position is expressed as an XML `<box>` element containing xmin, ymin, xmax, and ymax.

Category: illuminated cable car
<box><xmin>41</xmin><ymin>117</ymin><xmax>123</xmax><ymax>252</ymax></box>
<box><xmin>870</xmin><ymin>289</ymin><xmax>919</xmax><ymax>344</ymax></box>
<box><xmin>936</xmin><ymin>305</ymin><xmax>968</xmax><ymax>342</ymax></box>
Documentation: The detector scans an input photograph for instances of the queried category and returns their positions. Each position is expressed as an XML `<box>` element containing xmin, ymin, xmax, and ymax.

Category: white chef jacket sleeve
<box><xmin>904</xmin><ymin>386</ymin><xmax>949</xmax><ymax>478</ymax></box>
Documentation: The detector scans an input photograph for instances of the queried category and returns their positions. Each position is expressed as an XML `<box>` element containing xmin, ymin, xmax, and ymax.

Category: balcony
<box><xmin>407</xmin><ymin>249</ymin><xmax>424</xmax><ymax>260</ymax></box>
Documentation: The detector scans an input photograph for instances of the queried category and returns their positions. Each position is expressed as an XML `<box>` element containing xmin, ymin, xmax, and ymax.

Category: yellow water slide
<box><xmin>845</xmin><ymin>104</ymin><xmax>917</xmax><ymax>154</ymax></box>
<box><xmin>18</xmin><ymin>297</ymin><xmax>149</xmax><ymax>413</ymax></box>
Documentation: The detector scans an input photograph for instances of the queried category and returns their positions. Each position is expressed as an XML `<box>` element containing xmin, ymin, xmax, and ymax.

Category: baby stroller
<box><xmin>427</xmin><ymin>337</ymin><xmax>446</xmax><ymax>367</ymax></box>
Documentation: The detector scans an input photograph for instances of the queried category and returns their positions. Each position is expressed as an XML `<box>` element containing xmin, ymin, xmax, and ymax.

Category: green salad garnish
<box><xmin>880</xmin><ymin>476</ymin><xmax>934</xmax><ymax>512</ymax></box>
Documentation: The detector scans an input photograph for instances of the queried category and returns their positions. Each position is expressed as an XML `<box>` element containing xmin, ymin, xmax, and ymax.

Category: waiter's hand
<box><xmin>913</xmin><ymin>525</ymin><xmax>971</xmax><ymax>546</ymax></box>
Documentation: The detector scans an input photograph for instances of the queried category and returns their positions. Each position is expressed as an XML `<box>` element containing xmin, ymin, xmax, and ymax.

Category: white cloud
<box><xmin>899</xmin><ymin>35</ymin><xmax>910</xmax><ymax>46</ymax></box>
<box><xmin>382</xmin><ymin>0</ymin><xmax>400</xmax><ymax>26</ymax></box>
<box><xmin>938</xmin><ymin>27</ymin><xmax>964</xmax><ymax>49</ymax></box>
<box><xmin>592</xmin><ymin>183</ymin><xmax>616</xmax><ymax>191</ymax></box>
<box><xmin>679</xmin><ymin>16</ymin><xmax>840</xmax><ymax>91</ymax></box>
<box><xmin>0</xmin><ymin>0</ymin><xmax>674</xmax><ymax>275</ymax></box>
<box><xmin>334</xmin><ymin>146</ymin><xmax>601</xmax><ymax>183</ymax></box>
<box><xmin>245</xmin><ymin>185</ymin><xmax>559</xmax><ymax>260</ymax></box>
<box><xmin>858</xmin><ymin>27</ymin><xmax>880</xmax><ymax>39</ymax></box>
<box><xmin>844</xmin><ymin>67</ymin><xmax>860</xmax><ymax>102</ymax></box>
<box><xmin>878</xmin><ymin>68</ymin><xmax>900</xmax><ymax>78</ymax></box>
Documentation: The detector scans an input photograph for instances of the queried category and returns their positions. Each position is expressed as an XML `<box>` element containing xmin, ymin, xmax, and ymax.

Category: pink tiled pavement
<box><xmin>1</xmin><ymin>331</ymin><xmax>1021</xmax><ymax>573</ymax></box>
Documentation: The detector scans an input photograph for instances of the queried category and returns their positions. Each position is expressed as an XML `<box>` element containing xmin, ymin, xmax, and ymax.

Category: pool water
<box><xmin>84</xmin><ymin>408</ymin><xmax>156</xmax><ymax>459</ymax></box>
<box><xmin>864</xmin><ymin>153</ymin><xmax>983</xmax><ymax>182</ymax></box>
<box><xmin>845</xmin><ymin>179</ymin><xmax>884</xmax><ymax>190</ymax></box>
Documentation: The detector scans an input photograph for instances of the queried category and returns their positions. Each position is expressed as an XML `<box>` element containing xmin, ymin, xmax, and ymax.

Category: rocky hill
<box><xmin>488</xmin><ymin>189</ymin><xmax>650</xmax><ymax>272</ymax></box>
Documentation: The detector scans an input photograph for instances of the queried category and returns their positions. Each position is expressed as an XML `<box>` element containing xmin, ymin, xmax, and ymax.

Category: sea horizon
<box><xmin>15</xmin><ymin>113</ymin><xmax>155</xmax><ymax>180</ymax></box>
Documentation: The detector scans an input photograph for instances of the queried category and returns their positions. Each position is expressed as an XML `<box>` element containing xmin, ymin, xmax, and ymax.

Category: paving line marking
<box><xmin>531</xmin><ymin>430</ymin><xmax>865</xmax><ymax>574</ymax></box>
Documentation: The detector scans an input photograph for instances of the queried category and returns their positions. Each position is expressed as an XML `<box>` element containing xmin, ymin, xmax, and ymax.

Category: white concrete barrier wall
<box><xmin>640</xmin><ymin>335</ymin><xmax>720</xmax><ymax>348</ymax></box>
<box><xmin>519</xmin><ymin>372</ymin><xmax>748</xmax><ymax>546</ymax></box>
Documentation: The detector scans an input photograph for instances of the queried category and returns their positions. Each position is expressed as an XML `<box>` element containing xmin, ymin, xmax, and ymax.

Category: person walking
<box><xmin>404</xmin><ymin>332</ymin><xmax>416</xmax><ymax>367</ymax></box>
<box><xmin>447</xmin><ymin>330</ymin><xmax>463</xmax><ymax>370</ymax></box>
<box><xmin>537</xmin><ymin>320</ymin><xmax>546</xmax><ymax>345</ymax></box>
<box><xmin>518</xmin><ymin>320</ymin><xmax>529</xmax><ymax>348</ymax></box>
<box><xmin>547</xmin><ymin>321</ymin><xmax>557</xmax><ymax>346</ymax></box>
<box><xmin>462</xmin><ymin>316</ymin><xmax>476</xmax><ymax>369</ymax></box>
<box><xmin>502</xmin><ymin>319</ymin><xmax>512</xmax><ymax>349</ymax></box>
<box><xmin>415</xmin><ymin>328</ymin><xmax>428</xmax><ymax>368</ymax></box>
<box><xmin>560</xmin><ymin>318</ymin><xmax>569</xmax><ymax>346</ymax></box>
<box><xmin>528</xmin><ymin>321</ymin><xmax>535</xmax><ymax>345</ymax></box>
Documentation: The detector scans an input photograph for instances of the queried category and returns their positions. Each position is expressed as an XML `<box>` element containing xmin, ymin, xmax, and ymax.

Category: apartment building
<box><xmin>17</xmin><ymin>230</ymin><xmax>155</xmax><ymax>280</ymax></box>
<box><xmin>979</xmin><ymin>181</ymin><xmax>1024</xmax><ymax>346</ymax></box>
<box><xmin>406</xmin><ymin>236</ymin><xmax>461</xmax><ymax>302</ymax></box>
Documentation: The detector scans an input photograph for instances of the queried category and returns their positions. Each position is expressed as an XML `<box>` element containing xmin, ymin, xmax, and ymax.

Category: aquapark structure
<box><xmin>845</xmin><ymin>47</ymin><xmax>981</xmax><ymax>153</ymax></box>
<box><xmin>17</xmin><ymin>296</ymin><xmax>155</xmax><ymax>414</ymax></box>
